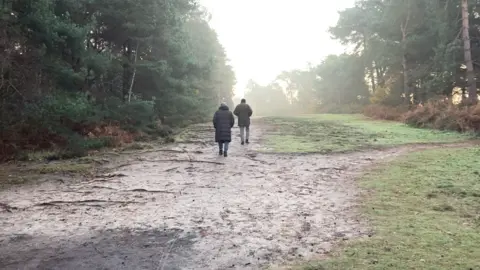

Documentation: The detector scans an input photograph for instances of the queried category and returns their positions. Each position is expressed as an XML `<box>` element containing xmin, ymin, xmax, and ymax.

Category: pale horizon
<box><xmin>200</xmin><ymin>0</ymin><xmax>355</xmax><ymax>98</ymax></box>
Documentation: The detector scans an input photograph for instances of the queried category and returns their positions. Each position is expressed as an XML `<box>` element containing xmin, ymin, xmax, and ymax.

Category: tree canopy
<box><xmin>0</xmin><ymin>0</ymin><xmax>235</xmax><ymax>159</ymax></box>
<box><xmin>244</xmin><ymin>0</ymin><xmax>479</xmax><ymax>114</ymax></box>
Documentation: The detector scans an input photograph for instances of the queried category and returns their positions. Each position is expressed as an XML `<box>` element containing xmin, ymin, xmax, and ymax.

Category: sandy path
<box><xmin>0</xmin><ymin>122</ymin><xmax>463</xmax><ymax>270</ymax></box>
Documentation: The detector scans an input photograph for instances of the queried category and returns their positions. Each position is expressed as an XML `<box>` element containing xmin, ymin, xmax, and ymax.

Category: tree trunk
<box><xmin>122</xmin><ymin>39</ymin><xmax>132</xmax><ymax>102</ymax></box>
<box><xmin>400</xmin><ymin>1</ymin><xmax>412</xmax><ymax>104</ymax></box>
<box><xmin>363</xmin><ymin>30</ymin><xmax>376</xmax><ymax>93</ymax></box>
<box><xmin>369</xmin><ymin>64</ymin><xmax>376</xmax><ymax>93</ymax></box>
<box><xmin>462</xmin><ymin>0</ymin><xmax>477</xmax><ymax>103</ymax></box>
<box><xmin>127</xmin><ymin>41</ymin><xmax>139</xmax><ymax>103</ymax></box>
<box><xmin>402</xmin><ymin>55</ymin><xmax>410</xmax><ymax>102</ymax></box>
<box><xmin>375</xmin><ymin>65</ymin><xmax>385</xmax><ymax>87</ymax></box>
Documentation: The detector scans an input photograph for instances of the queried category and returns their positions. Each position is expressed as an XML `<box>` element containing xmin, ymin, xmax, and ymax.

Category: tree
<box><xmin>244</xmin><ymin>80</ymin><xmax>291</xmax><ymax>116</ymax></box>
<box><xmin>314</xmin><ymin>54</ymin><xmax>369</xmax><ymax>105</ymax></box>
<box><xmin>0</xmin><ymin>0</ymin><xmax>236</xmax><ymax>159</ymax></box>
<box><xmin>327</xmin><ymin>0</ymin><xmax>480</xmax><ymax>105</ymax></box>
<box><xmin>276</xmin><ymin>69</ymin><xmax>320</xmax><ymax>113</ymax></box>
<box><xmin>243</xmin><ymin>0</ymin><xmax>480</xmax><ymax>114</ymax></box>
<box><xmin>462</xmin><ymin>0</ymin><xmax>477</xmax><ymax>103</ymax></box>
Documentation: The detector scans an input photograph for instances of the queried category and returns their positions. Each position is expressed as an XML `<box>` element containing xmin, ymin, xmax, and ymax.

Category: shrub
<box><xmin>22</xmin><ymin>93</ymin><xmax>98</xmax><ymax>135</ymax></box>
<box><xmin>362</xmin><ymin>97</ymin><xmax>480</xmax><ymax>134</ymax></box>
<box><xmin>100</xmin><ymin>97</ymin><xmax>155</xmax><ymax>129</ymax></box>
<box><xmin>363</xmin><ymin>104</ymin><xmax>409</xmax><ymax>121</ymax></box>
<box><xmin>1</xmin><ymin>93</ymin><xmax>161</xmax><ymax>161</ymax></box>
<box><xmin>1</xmin><ymin>89</ymin><xmax>210</xmax><ymax>161</ymax></box>
<box><xmin>147</xmin><ymin>125</ymin><xmax>173</xmax><ymax>137</ymax></box>
<box><xmin>53</xmin><ymin>135</ymin><xmax>116</xmax><ymax>160</ymax></box>
<box><xmin>404</xmin><ymin>100</ymin><xmax>480</xmax><ymax>133</ymax></box>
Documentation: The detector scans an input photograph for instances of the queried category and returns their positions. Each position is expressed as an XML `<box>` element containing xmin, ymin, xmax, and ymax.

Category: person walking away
<box><xmin>213</xmin><ymin>102</ymin><xmax>235</xmax><ymax>157</ymax></box>
<box><xmin>233</xmin><ymin>98</ymin><xmax>253</xmax><ymax>145</ymax></box>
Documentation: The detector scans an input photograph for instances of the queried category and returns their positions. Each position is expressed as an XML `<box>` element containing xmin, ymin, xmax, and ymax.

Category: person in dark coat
<box><xmin>233</xmin><ymin>98</ymin><xmax>253</xmax><ymax>145</ymax></box>
<box><xmin>213</xmin><ymin>102</ymin><xmax>235</xmax><ymax>157</ymax></box>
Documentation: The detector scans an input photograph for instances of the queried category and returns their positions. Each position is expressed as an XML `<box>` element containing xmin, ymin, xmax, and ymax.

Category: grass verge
<box><xmin>1</xmin><ymin>161</ymin><xmax>95</xmax><ymax>190</ymax></box>
<box><xmin>300</xmin><ymin>147</ymin><xmax>480</xmax><ymax>270</ymax></box>
<box><xmin>29</xmin><ymin>162</ymin><xmax>94</xmax><ymax>175</ymax></box>
<box><xmin>262</xmin><ymin>114</ymin><xmax>472</xmax><ymax>153</ymax></box>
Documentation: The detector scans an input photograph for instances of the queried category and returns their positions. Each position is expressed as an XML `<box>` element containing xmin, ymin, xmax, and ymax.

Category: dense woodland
<box><xmin>0</xmin><ymin>0</ymin><xmax>235</xmax><ymax>160</ymax></box>
<box><xmin>2</xmin><ymin>0</ymin><xmax>480</xmax><ymax>160</ymax></box>
<box><xmin>248</xmin><ymin>0</ymin><xmax>480</xmax><ymax>119</ymax></box>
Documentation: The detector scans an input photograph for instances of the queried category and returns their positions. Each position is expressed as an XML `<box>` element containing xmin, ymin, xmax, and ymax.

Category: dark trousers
<box><xmin>218</xmin><ymin>141</ymin><xmax>230</xmax><ymax>152</ymax></box>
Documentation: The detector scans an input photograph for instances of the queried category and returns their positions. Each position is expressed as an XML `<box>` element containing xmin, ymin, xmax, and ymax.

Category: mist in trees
<box><xmin>244</xmin><ymin>0</ymin><xmax>480</xmax><ymax>115</ymax></box>
<box><xmin>243</xmin><ymin>53</ymin><xmax>369</xmax><ymax>115</ymax></box>
<box><xmin>3</xmin><ymin>0</ymin><xmax>480</xmax><ymax>158</ymax></box>
<box><xmin>0</xmin><ymin>0</ymin><xmax>235</xmax><ymax>158</ymax></box>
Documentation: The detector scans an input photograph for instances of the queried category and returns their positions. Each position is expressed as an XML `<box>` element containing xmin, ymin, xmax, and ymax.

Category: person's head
<box><xmin>219</xmin><ymin>102</ymin><xmax>228</xmax><ymax>110</ymax></box>
<box><xmin>241</xmin><ymin>99</ymin><xmax>246</xmax><ymax>104</ymax></box>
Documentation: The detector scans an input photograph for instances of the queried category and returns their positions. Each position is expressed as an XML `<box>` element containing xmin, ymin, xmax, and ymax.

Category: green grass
<box><xmin>18</xmin><ymin>150</ymin><xmax>61</xmax><ymax>161</ymax></box>
<box><xmin>300</xmin><ymin>147</ymin><xmax>480</xmax><ymax>270</ymax></box>
<box><xmin>262</xmin><ymin>114</ymin><xmax>472</xmax><ymax>153</ymax></box>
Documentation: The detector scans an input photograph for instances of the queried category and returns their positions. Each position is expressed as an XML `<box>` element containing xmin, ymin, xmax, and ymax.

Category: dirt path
<box><xmin>0</xmin><ymin>122</ymin><xmax>470</xmax><ymax>270</ymax></box>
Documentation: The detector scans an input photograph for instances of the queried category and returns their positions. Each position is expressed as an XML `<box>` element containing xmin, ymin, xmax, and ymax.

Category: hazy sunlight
<box><xmin>200</xmin><ymin>0</ymin><xmax>354</xmax><ymax>97</ymax></box>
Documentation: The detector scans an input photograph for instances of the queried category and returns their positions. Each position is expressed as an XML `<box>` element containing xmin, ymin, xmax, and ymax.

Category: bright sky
<box><xmin>200</xmin><ymin>0</ymin><xmax>355</xmax><ymax>98</ymax></box>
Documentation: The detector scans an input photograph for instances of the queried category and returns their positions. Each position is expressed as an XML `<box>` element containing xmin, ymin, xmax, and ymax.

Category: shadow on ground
<box><xmin>1</xmin><ymin>227</ymin><xmax>195</xmax><ymax>270</ymax></box>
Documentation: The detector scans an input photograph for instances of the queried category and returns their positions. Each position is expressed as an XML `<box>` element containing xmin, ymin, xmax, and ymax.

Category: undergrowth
<box><xmin>363</xmin><ymin>100</ymin><xmax>480</xmax><ymax>133</ymax></box>
<box><xmin>0</xmin><ymin>93</ymin><xmax>177</xmax><ymax>161</ymax></box>
<box><xmin>404</xmin><ymin>101</ymin><xmax>480</xmax><ymax>132</ymax></box>
<box><xmin>363</xmin><ymin>104</ymin><xmax>409</xmax><ymax>121</ymax></box>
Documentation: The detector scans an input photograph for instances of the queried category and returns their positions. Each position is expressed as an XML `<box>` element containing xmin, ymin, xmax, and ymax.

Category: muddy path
<box><xmin>0</xmin><ymin>121</ymin><xmax>471</xmax><ymax>270</ymax></box>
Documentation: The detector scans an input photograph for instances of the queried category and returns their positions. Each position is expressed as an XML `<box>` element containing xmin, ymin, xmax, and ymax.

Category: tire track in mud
<box><xmin>0</xmin><ymin>123</ymin><xmax>473</xmax><ymax>270</ymax></box>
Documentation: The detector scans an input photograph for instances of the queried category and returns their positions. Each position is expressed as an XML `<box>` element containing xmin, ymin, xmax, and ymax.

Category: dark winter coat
<box><xmin>213</xmin><ymin>104</ymin><xmax>235</xmax><ymax>142</ymax></box>
<box><xmin>233</xmin><ymin>103</ymin><xmax>253</xmax><ymax>127</ymax></box>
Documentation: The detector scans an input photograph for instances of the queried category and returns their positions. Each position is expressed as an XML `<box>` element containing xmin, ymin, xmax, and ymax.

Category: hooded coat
<box><xmin>213</xmin><ymin>104</ymin><xmax>235</xmax><ymax>142</ymax></box>
<box><xmin>233</xmin><ymin>103</ymin><xmax>253</xmax><ymax>127</ymax></box>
